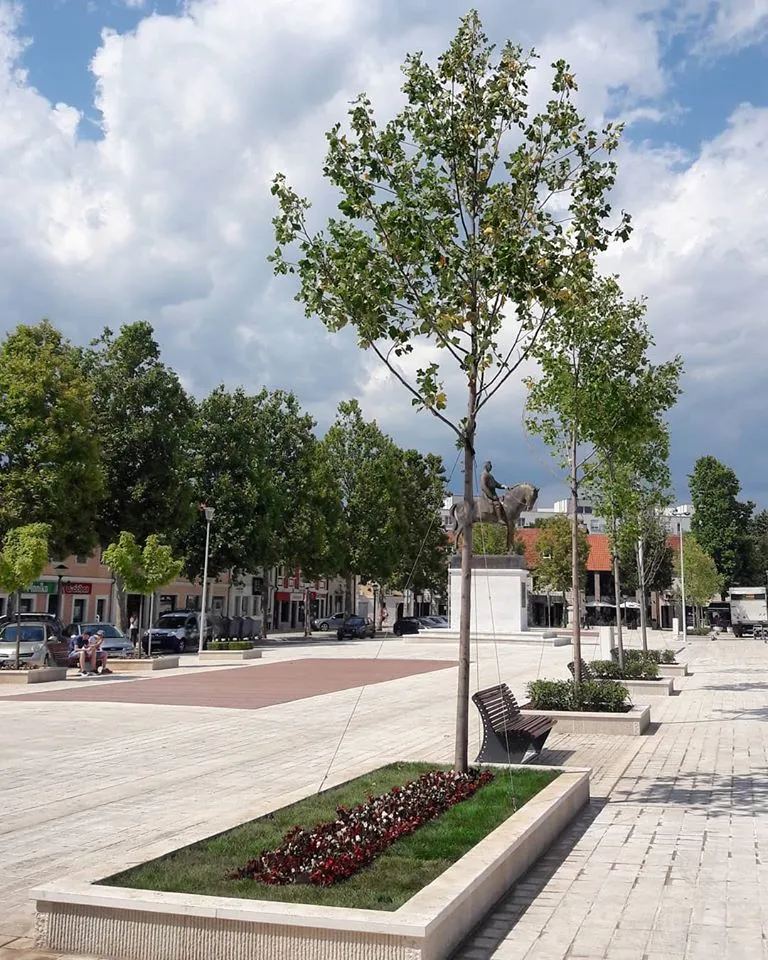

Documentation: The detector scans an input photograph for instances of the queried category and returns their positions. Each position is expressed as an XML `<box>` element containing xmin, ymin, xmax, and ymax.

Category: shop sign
<box><xmin>63</xmin><ymin>582</ymin><xmax>92</xmax><ymax>595</ymax></box>
<box><xmin>28</xmin><ymin>580</ymin><xmax>55</xmax><ymax>594</ymax></box>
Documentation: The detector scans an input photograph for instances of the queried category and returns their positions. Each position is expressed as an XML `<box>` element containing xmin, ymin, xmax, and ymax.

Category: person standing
<box><xmin>128</xmin><ymin>613</ymin><xmax>139</xmax><ymax>649</ymax></box>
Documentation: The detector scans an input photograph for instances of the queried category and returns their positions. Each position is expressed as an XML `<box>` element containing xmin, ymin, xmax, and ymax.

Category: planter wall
<box><xmin>198</xmin><ymin>649</ymin><xmax>262</xmax><ymax>661</ymax></box>
<box><xmin>521</xmin><ymin>704</ymin><xmax>651</xmax><ymax>735</ymax></box>
<box><xmin>33</xmin><ymin>770</ymin><xmax>589</xmax><ymax>960</ymax></box>
<box><xmin>110</xmin><ymin>657</ymin><xmax>180</xmax><ymax>673</ymax></box>
<box><xmin>658</xmin><ymin>663</ymin><xmax>689</xmax><ymax>677</ymax></box>
<box><xmin>605</xmin><ymin>678</ymin><xmax>674</xmax><ymax>698</ymax></box>
<box><xmin>0</xmin><ymin>667</ymin><xmax>67</xmax><ymax>685</ymax></box>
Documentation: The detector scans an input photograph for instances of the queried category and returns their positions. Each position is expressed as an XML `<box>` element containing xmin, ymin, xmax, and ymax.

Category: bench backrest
<box><xmin>567</xmin><ymin>659</ymin><xmax>594</xmax><ymax>681</ymax></box>
<box><xmin>472</xmin><ymin>683</ymin><xmax>521</xmax><ymax>732</ymax></box>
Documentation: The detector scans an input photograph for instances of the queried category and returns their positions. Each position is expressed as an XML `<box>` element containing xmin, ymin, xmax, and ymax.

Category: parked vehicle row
<box><xmin>392</xmin><ymin>615</ymin><xmax>449</xmax><ymax>636</ymax></box>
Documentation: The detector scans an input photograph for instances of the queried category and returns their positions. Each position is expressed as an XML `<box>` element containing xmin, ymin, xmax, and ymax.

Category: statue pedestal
<box><xmin>449</xmin><ymin>555</ymin><xmax>530</xmax><ymax>635</ymax></box>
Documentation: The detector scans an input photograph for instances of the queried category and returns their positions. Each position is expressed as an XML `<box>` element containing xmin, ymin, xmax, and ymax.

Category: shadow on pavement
<box><xmin>611</xmin><ymin>770</ymin><xmax>768</xmax><ymax>816</ymax></box>
<box><xmin>456</xmin><ymin>799</ymin><xmax>607</xmax><ymax>959</ymax></box>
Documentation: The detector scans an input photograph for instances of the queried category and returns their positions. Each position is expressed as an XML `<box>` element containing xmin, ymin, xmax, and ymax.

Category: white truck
<box><xmin>728</xmin><ymin>587</ymin><xmax>768</xmax><ymax>637</ymax></box>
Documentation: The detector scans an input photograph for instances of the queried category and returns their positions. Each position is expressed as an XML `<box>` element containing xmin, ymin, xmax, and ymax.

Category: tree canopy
<box><xmin>689</xmin><ymin>456</ymin><xmax>754</xmax><ymax>592</ymax></box>
<box><xmin>0</xmin><ymin>321</ymin><xmax>103</xmax><ymax>557</ymax></box>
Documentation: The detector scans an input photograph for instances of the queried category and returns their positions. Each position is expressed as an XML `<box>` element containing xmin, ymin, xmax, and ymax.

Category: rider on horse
<box><xmin>480</xmin><ymin>461</ymin><xmax>508</xmax><ymax>526</ymax></box>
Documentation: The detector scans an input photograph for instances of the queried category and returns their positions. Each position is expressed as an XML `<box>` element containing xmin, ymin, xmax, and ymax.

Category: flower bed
<box><xmin>0</xmin><ymin>659</ymin><xmax>36</xmax><ymax>670</ymax></box>
<box><xmin>104</xmin><ymin>762</ymin><xmax>557</xmax><ymax>911</ymax></box>
<box><xmin>527</xmin><ymin>678</ymin><xmax>630</xmax><ymax>713</ymax></box>
<box><xmin>232</xmin><ymin>768</ymin><xmax>494</xmax><ymax>888</ymax></box>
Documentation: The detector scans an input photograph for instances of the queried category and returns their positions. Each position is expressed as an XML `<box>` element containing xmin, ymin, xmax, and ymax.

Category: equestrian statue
<box><xmin>449</xmin><ymin>461</ymin><xmax>539</xmax><ymax>553</ymax></box>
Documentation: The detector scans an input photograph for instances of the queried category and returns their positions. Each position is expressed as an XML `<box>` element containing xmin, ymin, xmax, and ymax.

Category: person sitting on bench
<box><xmin>74</xmin><ymin>630</ymin><xmax>111</xmax><ymax>676</ymax></box>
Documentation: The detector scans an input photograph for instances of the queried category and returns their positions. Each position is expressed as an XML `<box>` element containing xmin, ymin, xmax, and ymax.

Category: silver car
<box><xmin>72</xmin><ymin>623</ymin><xmax>133</xmax><ymax>659</ymax></box>
<box><xmin>0</xmin><ymin>622</ymin><xmax>63</xmax><ymax>666</ymax></box>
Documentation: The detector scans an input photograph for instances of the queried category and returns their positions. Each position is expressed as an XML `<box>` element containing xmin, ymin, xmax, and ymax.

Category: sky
<box><xmin>1</xmin><ymin>0</ymin><xmax>767</xmax><ymax>510</ymax></box>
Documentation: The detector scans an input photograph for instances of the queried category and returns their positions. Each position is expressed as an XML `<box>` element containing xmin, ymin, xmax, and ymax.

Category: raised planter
<box><xmin>0</xmin><ymin>667</ymin><xmax>68</xmax><ymax>685</ymax></box>
<box><xmin>521</xmin><ymin>704</ymin><xmax>651</xmax><ymax>735</ymax></box>
<box><xmin>198</xmin><ymin>648</ymin><xmax>262</xmax><ymax>661</ymax></box>
<box><xmin>658</xmin><ymin>663</ymin><xmax>688</xmax><ymax>677</ymax></box>
<box><xmin>32</xmin><ymin>769</ymin><xmax>589</xmax><ymax>960</ymax></box>
<box><xmin>599</xmin><ymin>677</ymin><xmax>674</xmax><ymax>698</ymax></box>
<box><xmin>109</xmin><ymin>657</ymin><xmax>180</xmax><ymax>673</ymax></box>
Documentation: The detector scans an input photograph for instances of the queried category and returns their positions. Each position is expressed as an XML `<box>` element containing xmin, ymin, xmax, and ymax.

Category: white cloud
<box><xmin>701</xmin><ymin>0</ymin><xmax>768</xmax><ymax>51</ymax></box>
<box><xmin>0</xmin><ymin>0</ymin><xmax>765</xmax><ymax>504</ymax></box>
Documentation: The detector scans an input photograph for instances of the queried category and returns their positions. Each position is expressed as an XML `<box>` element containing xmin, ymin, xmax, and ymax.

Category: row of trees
<box><xmin>0</xmin><ymin>319</ymin><xmax>450</xmax><ymax>627</ymax></box>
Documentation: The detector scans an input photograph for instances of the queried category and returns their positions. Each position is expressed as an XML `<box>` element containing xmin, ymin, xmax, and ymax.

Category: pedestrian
<box><xmin>128</xmin><ymin>613</ymin><xmax>139</xmax><ymax>649</ymax></box>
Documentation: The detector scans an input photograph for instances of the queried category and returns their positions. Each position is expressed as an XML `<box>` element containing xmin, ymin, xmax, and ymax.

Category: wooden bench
<box><xmin>471</xmin><ymin>683</ymin><xmax>556</xmax><ymax>764</ymax></box>
<box><xmin>567</xmin><ymin>659</ymin><xmax>595</xmax><ymax>681</ymax></box>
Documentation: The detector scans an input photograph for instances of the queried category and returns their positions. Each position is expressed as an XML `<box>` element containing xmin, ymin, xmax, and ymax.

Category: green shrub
<box><xmin>660</xmin><ymin>649</ymin><xmax>676</xmax><ymax>664</ymax></box>
<box><xmin>209</xmin><ymin>640</ymin><xmax>253</xmax><ymax>651</ymax></box>
<box><xmin>527</xmin><ymin>679</ymin><xmax>630</xmax><ymax>713</ymax></box>
<box><xmin>687</xmin><ymin>627</ymin><xmax>710</xmax><ymax>636</ymax></box>
<box><xmin>588</xmin><ymin>659</ymin><xmax>622</xmax><ymax>679</ymax></box>
<box><xmin>592</xmin><ymin>656</ymin><xmax>658</xmax><ymax>679</ymax></box>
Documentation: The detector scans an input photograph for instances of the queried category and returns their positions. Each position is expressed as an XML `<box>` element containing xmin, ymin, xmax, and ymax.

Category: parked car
<box><xmin>0</xmin><ymin>621</ymin><xmax>68</xmax><ymax>667</ymax></box>
<box><xmin>0</xmin><ymin>612</ymin><xmax>66</xmax><ymax>636</ymax></box>
<box><xmin>143</xmin><ymin>611</ymin><xmax>200</xmax><ymax>654</ymax></box>
<box><xmin>419</xmin><ymin>616</ymin><xmax>449</xmax><ymax>629</ymax></box>
<box><xmin>67</xmin><ymin>623</ymin><xmax>133</xmax><ymax>659</ymax></box>
<box><xmin>312</xmin><ymin>613</ymin><xmax>347</xmax><ymax>632</ymax></box>
<box><xmin>392</xmin><ymin>616</ymin><xmax>421</xmax><ymax>636</ymax></box>
<box><xmin>337</xmin><ymin>616</ymin><xmax>376</xmax><ymax>640</ymax></box>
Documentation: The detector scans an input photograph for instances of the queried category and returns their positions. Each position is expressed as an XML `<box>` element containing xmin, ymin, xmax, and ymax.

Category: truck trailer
<box><xmin>728</xmin><ymin>587</ymin><xmax>768</xmax><ymax>637</ymax></box>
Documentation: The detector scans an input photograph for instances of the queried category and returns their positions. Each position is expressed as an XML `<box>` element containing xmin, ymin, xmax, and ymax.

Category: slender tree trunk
<box><xmin>637</xmin><ymin>537</ymin><xmax>649</xmax><ymax>652</ymax></box>
<box><xmin>147</xmin><ymin>592</ymin><xmax>154</xmax><ymax>658</ymax></box>
<box><xmin>303</xmin><ymin>587</ymin><xmax>310</xmax><ymax>637</ymax></box>
<box><xmin>14</xmin><ymin>589</ymin><xmax>21</xmax><ymax>670</ymax></box>
<box><xmin>114</xmin><ymin>575</ymin><xmax>127</xmax><ymax>632</ymax></box>
<box><xmin>569</xmin><ymin>428</ymin><xmax>582</xmax><ymax>685</ymax></box>
<box><xmin>137</xmin><ymin>595</ymin><xmax>144</xmax><ymax>659</ymax></box>
<box><xmin>612</xmin><ymin>542</ymin><xmax>625</xmax><ymax>670</ymax></box>
<box><xmin>455</xmin><ymin>406</ymin><xmax>476</xmax><ymax>774</ymax></box>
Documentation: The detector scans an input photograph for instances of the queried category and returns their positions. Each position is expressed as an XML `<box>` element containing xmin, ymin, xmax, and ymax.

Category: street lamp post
<box><xmin>678</xmin><ymin>520</ymin><xmax>688</xmax><ymax>644</ymax></box>
<box><xmin>54</xmin><ymin>563</ymin><xmax>68</xmax><ymax>619</ymax></box>
<box><xmin>198</xmin><ymin>506</ymin><xmax>215</xmax><ymax>655</ymax></box>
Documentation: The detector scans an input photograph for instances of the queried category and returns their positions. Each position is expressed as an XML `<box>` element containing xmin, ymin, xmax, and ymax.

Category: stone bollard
<box><xmin>599</xmin><ymin>625</ymin><xmax>615</xmax><ymax>660</ymax></box>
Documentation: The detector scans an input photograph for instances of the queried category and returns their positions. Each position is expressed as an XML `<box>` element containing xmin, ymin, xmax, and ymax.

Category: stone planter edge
<box><xmin>520</xmin><ymin>704</ymin><xmax>651</xmax><ymax>735</ymax></box>
<box><xmin>32</xmin><ymin>769</ymin><xmax>589</xmax><ymax>960</ymax></box>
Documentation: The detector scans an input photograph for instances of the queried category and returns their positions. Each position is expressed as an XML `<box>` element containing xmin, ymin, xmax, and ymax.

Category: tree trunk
<box><xmin>455</xmin><ymin>407</ymin><xmax>476</xmax><ymax>774</ymax></box>
<box><xmin>569</xmin><ymin>428</ymin><xmax>582</xmax><ymax>685</ymax></box>
<box><xmin>137</xmin><ymin>595</ymin><xmax>144</xmax><ymax>659</ymax></box>
<box><xmin>637</xmin><ymin>537</ymin><xmax>648</xmax><ymax>652</ymax></box>
<box><xmin>147</xmin><ymin>592</ymin><xmax>154</xmax><ymax>658</ymax></box>
<box><xmin>612</xmin><ymin>544</ymin><xmax>625</xmax><ymax>671</ymax></box>
<box><xmin>113</xmin><ymin>575</ymin><xmax>127</xmax><ymax>632</ymax></box>
<box><xmin>14</xmin><ymin>589</ymin><xmax>21</xmax><ymax>670</ymax></box>
<box><xmin>303</xmin><ymin>587</ymin><xmax>310</xmax><ymax>637</ymax></box>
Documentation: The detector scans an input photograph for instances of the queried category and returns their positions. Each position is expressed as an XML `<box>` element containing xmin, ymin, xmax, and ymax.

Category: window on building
<box><xmin>96</xmin><ymin>598</ymin><xmax>106</xmax><ymax>621</ymax></box>
<box><xmin>72</xmin><ymin>598</ymin><xmax>86</xmax><ymax>622</ymax></box>
<box><xmin>76</xmin><ymin>555</ymin><xmax>88</xmax><ymax>565</ymax></box>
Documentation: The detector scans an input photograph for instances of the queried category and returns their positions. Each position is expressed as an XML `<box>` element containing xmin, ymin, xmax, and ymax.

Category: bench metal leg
<box><xmin>475</xmin><ymin>733</ymin><xmax>529</xmax><ymax>765</ymax></box>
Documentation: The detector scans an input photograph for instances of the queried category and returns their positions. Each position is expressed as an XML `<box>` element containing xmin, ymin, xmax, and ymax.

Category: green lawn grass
<box><xmin>104</xmin><ymin>763</ymin><xmax>558</xmax><ymax>911</ymax></box>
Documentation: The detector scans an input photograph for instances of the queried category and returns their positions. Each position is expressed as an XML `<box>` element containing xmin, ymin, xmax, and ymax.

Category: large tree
<box><xmin>181</xmin><ymin>387</ymin><xmax>278</xmax><ymax>584</ymax></box>
<box><xmin>749</xmin><ymin>510</ymin><xmax>768</xmax><ymax>585</ymax></box>
<box><xmin>689</xmin><ymin>456</ymin><xmax>754</xmax><ymax>593</ymax></box>
<box><xmin>0</xmin><ymin>523</ymin><xmax>50</xmax><ymax>667</ymax></box>
<box><xmin>270</xmin><ymin>13</ymin><xmax>631</xmax><ymax>770</ymax></box>
<box><xmin>86</xmin><ymin>321</ymin><xmax>195</xmax><ymax>547</ymax></box>
<box><xmin>321</xmin><ymin>400</ymin><xmax>407</xmax><ymax>607</ymax></box>
<box><xmin>0</xmin><ymin>321</ymin><xmax>103</xmax><ymax>557</ymax></box>
<box><xmin>388</xmin><ymin>450</ymin><xmax>450</xmax><ymax>599</ymax></box>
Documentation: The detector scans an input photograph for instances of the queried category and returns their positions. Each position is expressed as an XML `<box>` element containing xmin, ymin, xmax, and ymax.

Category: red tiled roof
<box><xmin>515</xmin><ymin>528</ymin><xmax>613</xmax><ymax>572</ymax></box>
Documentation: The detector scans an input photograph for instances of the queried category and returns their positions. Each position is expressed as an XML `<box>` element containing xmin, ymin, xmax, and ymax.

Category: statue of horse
<box><xmin>449</xmin><ymin>482</ymin><xmax>539</xmax><ymax>553</ymax></box>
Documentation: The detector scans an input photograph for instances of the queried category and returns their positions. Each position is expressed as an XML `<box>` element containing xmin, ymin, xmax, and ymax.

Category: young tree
<box><xmin>270</xmin><ymin>13</ymin><xmax>631</xmax><ymax>770</ymax></box>
<box><xmin>321</xmin><ymin>400</ymin><xmax>408</xmax><ymax>609</ymax></box>
<box><xmin>85</xmin><ymin>322</ymin><xmax>195</xmax><ymax>625</ymax></box>
<box><xmin>748</xmin><ymin>510</ymin><xmax>768</xmax><ymax>585</ymax></box>
<box><xmin>0</xmin><ymin>321</ymin><xmax>103</xmax><ymax>557</ymax></box>
<box><xmin>675</xmin><ymin>534</ymin><xmax>722</xmax><ymax>623</ymax></box>
<box><xmin>473</xmin><ymin>523</ymin><xmax>526</xmax><ymax>556</ymax></box>
<box><xmin>0</xmin><ymin>524</ymin><xmax>50</xmax><ymax>668</ymax></box>
<box><xmin>102</xmin><ymin>533</ymin><xmax>183</xmax><ymax>657</ymax></box>
<box><xmin>526</xmin><ymin>276</ymin><xmax>680</xmax><ymax>677</ymax></box>
<box><xmin>531</xmin><ymin>516</ymin><xmax>589</xmax><ymax>627</ymax></box>
<box><xmin>689</xmin><ymin>457</ymin><xmax>754</xmax><ymax>594</ymax></box>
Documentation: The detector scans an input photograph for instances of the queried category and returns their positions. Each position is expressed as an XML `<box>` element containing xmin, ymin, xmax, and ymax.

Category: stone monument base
<box><xmin>449</xmin><ymin>554</ymin><xmax>531</xmax><ymax>635</ymax></box>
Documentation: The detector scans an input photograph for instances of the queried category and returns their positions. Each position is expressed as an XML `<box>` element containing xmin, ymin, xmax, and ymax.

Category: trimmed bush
<box><xmin>209</xmin><ymin>640</ymin><xmax>254</xmax><ymax>651</ymax></box>
<box><xmin>593</xmin><ymin>656</ymin><xmax>658</xmax><ymax>680</ymax></box>
<box><xmin>527</xmin><ymin>678</ymin><xmax>630</xmax><ymax>713</ymax></box>
<box><xmin>613</xmin><ymin>647</ymin><xmax>676</xmax><ymax>667</ymax></box>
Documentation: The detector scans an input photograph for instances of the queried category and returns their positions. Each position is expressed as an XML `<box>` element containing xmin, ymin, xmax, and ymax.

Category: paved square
<box><xmin>1</xmin><ymin>634</ymin><xmax>767</xmax><ymax>959</ymax></box>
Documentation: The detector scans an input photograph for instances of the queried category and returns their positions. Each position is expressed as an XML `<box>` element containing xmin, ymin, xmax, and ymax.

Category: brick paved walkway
<box><xmin>0</xmin><ymin>636</ymin><xmax>765</xmax><ymax>959</ymax></box>
<box><xmin>3</xmin><ymin>657</ymin><xmax>456</xmax><ymax>710</ymax></box>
